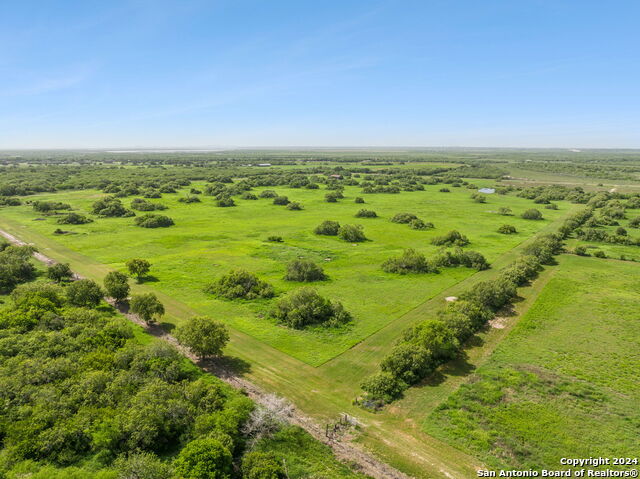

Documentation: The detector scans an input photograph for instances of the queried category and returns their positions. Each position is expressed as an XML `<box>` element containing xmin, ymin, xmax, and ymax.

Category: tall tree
<box><xmin>175</xmin><ymin>316</ymin><xmax>230</xmax><ymax>359</ymax></box>
<box><xmin>126</xmin><ymin>258</ymin><xmax>151</xmax><ymax>282</ymax></box>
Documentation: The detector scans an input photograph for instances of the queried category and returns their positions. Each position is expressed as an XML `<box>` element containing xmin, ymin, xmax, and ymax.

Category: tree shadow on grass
<box><xmin>159</xmin><ymin>322</ymin><xmax>176</xmax><ymax>333</ymax></box>
<box><xmin>199</xmin><ymin>355</ymin><xmax>252</xmax><ymax>379</ymax></box>
<box><xmin>138</xmin><ymin>275</ymin><xmax>159</xmax><ymax>283</ymax></box>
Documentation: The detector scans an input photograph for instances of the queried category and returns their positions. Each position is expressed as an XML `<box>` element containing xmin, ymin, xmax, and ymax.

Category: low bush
<box><xmin>284</xmin><ymin>259</ymin><xmax>326</xmax><ymax>282</ymax></box>
<box><xmin>355</xmin><ymin>209</ymin><xmax>377</xmax><ymax>218</ymax></box>
<box><xmin>409</xmin><ymin>218</ymin><xmax>434</xmax><ymax>230</ymax></box>
<box><xmin>205</xmin><ymin>269</ymin><xmax>275</xmax><ymax>300</ymax></box>
<box><xmin>32</xmin><ymin>200</ymin><xmax>72</xmax><ymax>213</ymax></box>
<box><xmin>92</xmin><ymin>196</ymin><xmax>135</xmax><ymax>217</ymax></box>
<box><xmin>216</xmin><ymin>196</ymin><xmax>236</xmax><ymax>207</ymax></box>
<box><xmin>131</xmin><ymin>198</ymin><xmax>168</xmax><ymax>210</ymax></box>
<box><xmin>391</xmin><ymin>212</ymin><xmax>418</xmax><ymax>224</ymax></box>
<box><xmin>178</xmin><ymin>195</ymin><xmax>201</xmax><ymax>203</ymax></box>
<box><xmin>273</xmin><ymin>196</ymin><xmax>290</xmax><ymax>205</ymax></box>
<box><xmin>382</xmin><ymin>249</ymin><xmax>437</xmax><ymax>274</ymax></box>
<box><xmin>286</xmin><ymin>201</ymin><xmax>303</xmax><ymax>210</ymax></box>
<box><xmin>270</xmin><ymin>287</ymin><xmax>351</xmax><ymax>328</ymax></box>
<box><xmin>56</xmin><ymin>212</ymin><xmax>93</xmax><ymax>225</ymax></box>
<box><xmin>259</xmin><ymin>190</ymin><xmax>278</xmax><ymax>198</ymax></box>
<box><xmin>521</xmin><ymin>208</ymin><xmax>543</xmax><ymax>220</ymax></box>
<box><xmin>338</xmin><ymin>224</ymin><xmax>367</xmax><ymax>242</ymax></box>
<box><xmin>314</xmin><ymin>220</ymin><xmax>340</xmax><ymax>236</ymax></box>
<box><xmin>431</xmin><ymin>230</ymin><xmax>469</xmax><ymax>247</ymax></box>
<box><xmin>497</xmin><ymin>224</ymin><xmax>517</xmax><ymax>234</ymax></box>
<box><xmin>134</xmin><ymin>214</ymin><xmax>175</xmax><ymax>228</ymax></box>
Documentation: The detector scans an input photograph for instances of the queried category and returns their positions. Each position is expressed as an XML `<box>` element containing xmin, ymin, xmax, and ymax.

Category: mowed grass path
<box><xmin>0</xmin><ymin>183</ymin><xmax>564</xmax><ymax>365</ymax></box>
<box><xmin>424</xmin><ymin>255</ymin><xmax>640</xmax><ymax>470</ymax></box>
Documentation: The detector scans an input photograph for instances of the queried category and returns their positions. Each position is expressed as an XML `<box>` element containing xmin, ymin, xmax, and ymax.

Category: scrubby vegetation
<box><xmin>337</xmin><ymin>224</ymin><xmax>367</xmax><ymax>242</ymax></box>
<box><xmin>56</xmin><ymin>212</ymin><xmax>93</xmax><ymax>224</ymax></box>
<box><xmin>431</xmin><ymin>230</ymin><xmax>470</xmax><ymax>247</ymax></box>
<box><xmin>134</xmin><ymin>213</ymin><xmax>175</xmax><ymax>228</ymax></box>
<box><xmin>284</xmin><ymin>259</ymin><xmax>327</xmax><ymax>282</ymax></box>
<box><xmin>314</xmin><ymin>220</ymin><xmax>340</xmax><ymax>236</ymax></box>
<box><xmin>355</xmin><ymin>209</ymin><xmax>377</xmax><ymax>218</ymax></box>
<box><xmin>205</xmin><ymin>269</ymin><xmax>275</xmax><ymax>300</ymax></box>
<box><xmin>361</xmin><ymin>209</ymin><xmax>590</xmax><ymax>403</ymax></box>
<box><xmin>382</xmin><ymin>249</ymin><xmax>437</xmax><ymax>274</ymax></box>
<box><xmin>0</xmin><ymin>246</ymin><xmax>36</xmax><ymax>293</ymax></box>
<box><xmin>270</xmin><ymin>288</ymin><xmax>351</xmax><ymax>329</ymax></box>
<box><xmin>92</xmin><ymin>196</ymin><xmax>135</xmax><ymax>217</ymax></box>
<box><xmin>131</xmin><ymin>197</ymin><xmax>168</xmax><ymax>211</ymax></box>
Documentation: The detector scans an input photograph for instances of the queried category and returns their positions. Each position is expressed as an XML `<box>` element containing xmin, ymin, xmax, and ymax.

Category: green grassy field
<box><xmin>0</xmin><ymin>182</ymin><xmax>565</xmax><ymax>365</ymax></box>
<box><xmin>424</xmin><ymin>254</ymin><xmax>640</xmax><ymax>470</ymax></box>
<box><xmin>0</xmin><ymin>179</ymin><xmax>586</xmax><ymax>478</ymax></box>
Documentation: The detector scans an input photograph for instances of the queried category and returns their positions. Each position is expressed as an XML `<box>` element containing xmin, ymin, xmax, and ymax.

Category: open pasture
<box><xmin>424</xmin><ymin>254</ymin><xmax>640</xmax><ymax>469</ymax></box>
<box><xmin>0</xmin><ymin>181</ymin><xmax>565</xmax><ymax>365</ymax></box>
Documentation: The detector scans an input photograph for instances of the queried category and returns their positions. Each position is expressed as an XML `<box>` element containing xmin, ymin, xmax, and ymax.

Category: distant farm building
<box><xmin>478</xmin><ymin>188</ymin><xmax>495</xmax><ymax>194</ymax></box>
<box><xmin>257</xmin><ymin>163</ymin><xmax>272</xmax><ymax>167</ymax></box>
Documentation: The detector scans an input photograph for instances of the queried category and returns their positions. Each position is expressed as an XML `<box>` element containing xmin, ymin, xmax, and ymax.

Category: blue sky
<box><xmin>0</xmin><ymin>1</ymin><xmax>638</xmax><ymax>148</ymax></box>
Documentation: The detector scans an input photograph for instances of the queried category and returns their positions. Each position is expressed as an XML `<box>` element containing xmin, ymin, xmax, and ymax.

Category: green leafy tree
<box><xmin>337</xmin><ymin>224</ymin><xmax>367</xmax><ymax>242</ymax></box>
<box><xmin>355</xmin><ymin>209</ymin><xmax>377</xmax><ymax>218</ymax></box>
<box><xmin>313</xmin><ymin>220</ymin><xmax>340</xmax><ymax>236</ymax></box>
<box><xmin>382</xmin><ymin>249</ymin><xmax>436</xmax><ymax>274</ymax></box>
<box><xmin>126</xmin><ymin>258</ymin><xmax>151</xmax><ymax>282</ymax></box>
<box><xmin>242</xmin><ymin>451</ymin><xmax>285</xmax><ymax>479</ymax></box>
<box><xmin>46</xmin><ymin>263</ymin><xmax>73</xmax><ymax>283</ymax></box>
<box><xmin>205</xmin><ymin>269</ymin><xmax>274</xmax><ymax>300</ymax></box>
<box><xmin>270</xmin><ymin>287</ymin><xmax>351</xmax><ymax>329</ymax></box>
<box><xmin>431</xmin><ymin>230</ymin><xmax>470</xmax><ymax>247</ymax></box>
<box><xmin>130</xmin><ymin>293</ymin><xmax>165</xmax><ymax>323</ymax></box>
<box><xmin>114</xmin><ymin>452</ymin><xmax>173</xmax><ymax>479</ymax></box>
<box><xmin>497</xmin><ymin>224</ymin><xmax>517</xmax><ymax>234</ymax></box>
<box><xmin>360</xmin><ymin>372</ymin><xmax>404</xmax><ymax>402</ymax></box>
<box><xmin>284</xmin><ymin>259</ymin><xmax>326</xmax><ymax>282</ymax></box>
<box><xmin>521</xmin><ymin>208</ymin><xmax>543</xmax><ymax>220</ymax></box>
<box><xmin>173</xmin><ymin>438</ymin><xmax>232</xmax><ymax>479</ymax></box>
<box><xmin>66</xmin><ymin>279</ymin><xmax>103</xmax><ymax>307</ymax></box>
<box><xmin>380</xmin><ymin>343</ymin><xmax>433</xmax><ymax>385</ymax></box>
<box><xmin>134</xmin><ymin>214</ymin><xmax>174</xmax><ymax>228</ymax></box>
<box><xmin>104</xmin><ymin>271</ymin><xmax>130</xmax><ymax>302</ymax></box>
<box><xmin>175</xmin><ymin>316</ymin><xmax>230</xmax><ymax>359</ymax></box>
<box><xmin>390</xmin><ymin>212</ymin><xmax>418</xmax><ymax>224</ymax></box>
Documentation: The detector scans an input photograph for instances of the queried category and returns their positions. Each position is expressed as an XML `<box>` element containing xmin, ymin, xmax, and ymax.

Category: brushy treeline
<box><xmin>359</xmin><ymin>208</ymin><xmax>594</xmax><ymax>405</ymax></box>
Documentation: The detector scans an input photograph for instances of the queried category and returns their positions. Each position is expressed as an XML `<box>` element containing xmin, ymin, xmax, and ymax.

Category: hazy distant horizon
<box><xmin>1</xmin><ymin>1</ymin><xmax>638</xmax><ymax>150</ymax></box>
<box><xmin>1</xmin><ymin>145</ymin><xmax>639</xmax><ymax>153</ymax></box>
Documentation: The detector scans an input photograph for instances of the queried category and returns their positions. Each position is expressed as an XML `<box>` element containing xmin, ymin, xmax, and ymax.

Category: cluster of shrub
<box><xmin>134</xmin><ymin>213</ymin><xmax>175</xmax><ymax>228</ymax></box>
<box><xmin>314</xmin><ymin>220</ymin><xmax>368</xmax><ymax>242</ymax></box>
<box><xmin>390</xmin><ymin>212</ymin><xmax>434</xmax><ymax>231</ymax></box>
<box><xmin>431</xmin><ymin>230</ymin><xmax>469</xmax><ymax>247</ymax></box>
<box><xmin>92</xmin><ymin>196</ymin><xmax>135</xmax><ymax>217</ymax></box>
<box><xmin>571</xmin><ymin>199</ymin><xmax>640</xmax><ymax>246</ymax></box>
<box><xmin>382</xmin><ymin>248</ymin><xmax>489</xmax><ymax>275</ymax></box>
<box><xmin>32</xmin><ymin>200</ymin><xmax>72</xmax><ymax>213</ymax></box>
<box><xmin>131</xmin><ymin>197</ymin><xmax>168</xmax><ymax>211</ymax></box>
<box><xmin>575</xmin><ymin>227</ymin><xmax>640</xmax><ymax>246</ymax></box>
<box><xmin>203</xmin><ymin>259</ymin><xmax>352</xmax><ymax>330</ymax></box>
<box><xmin>360</xmin><ymin>208</ymin><xmax>593</xmax><ymax>404</ymax></box>
<box><xmin>0</xmin><ymin>196</ymin><xmax>21</xmax><ymax>206</ymax></box>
